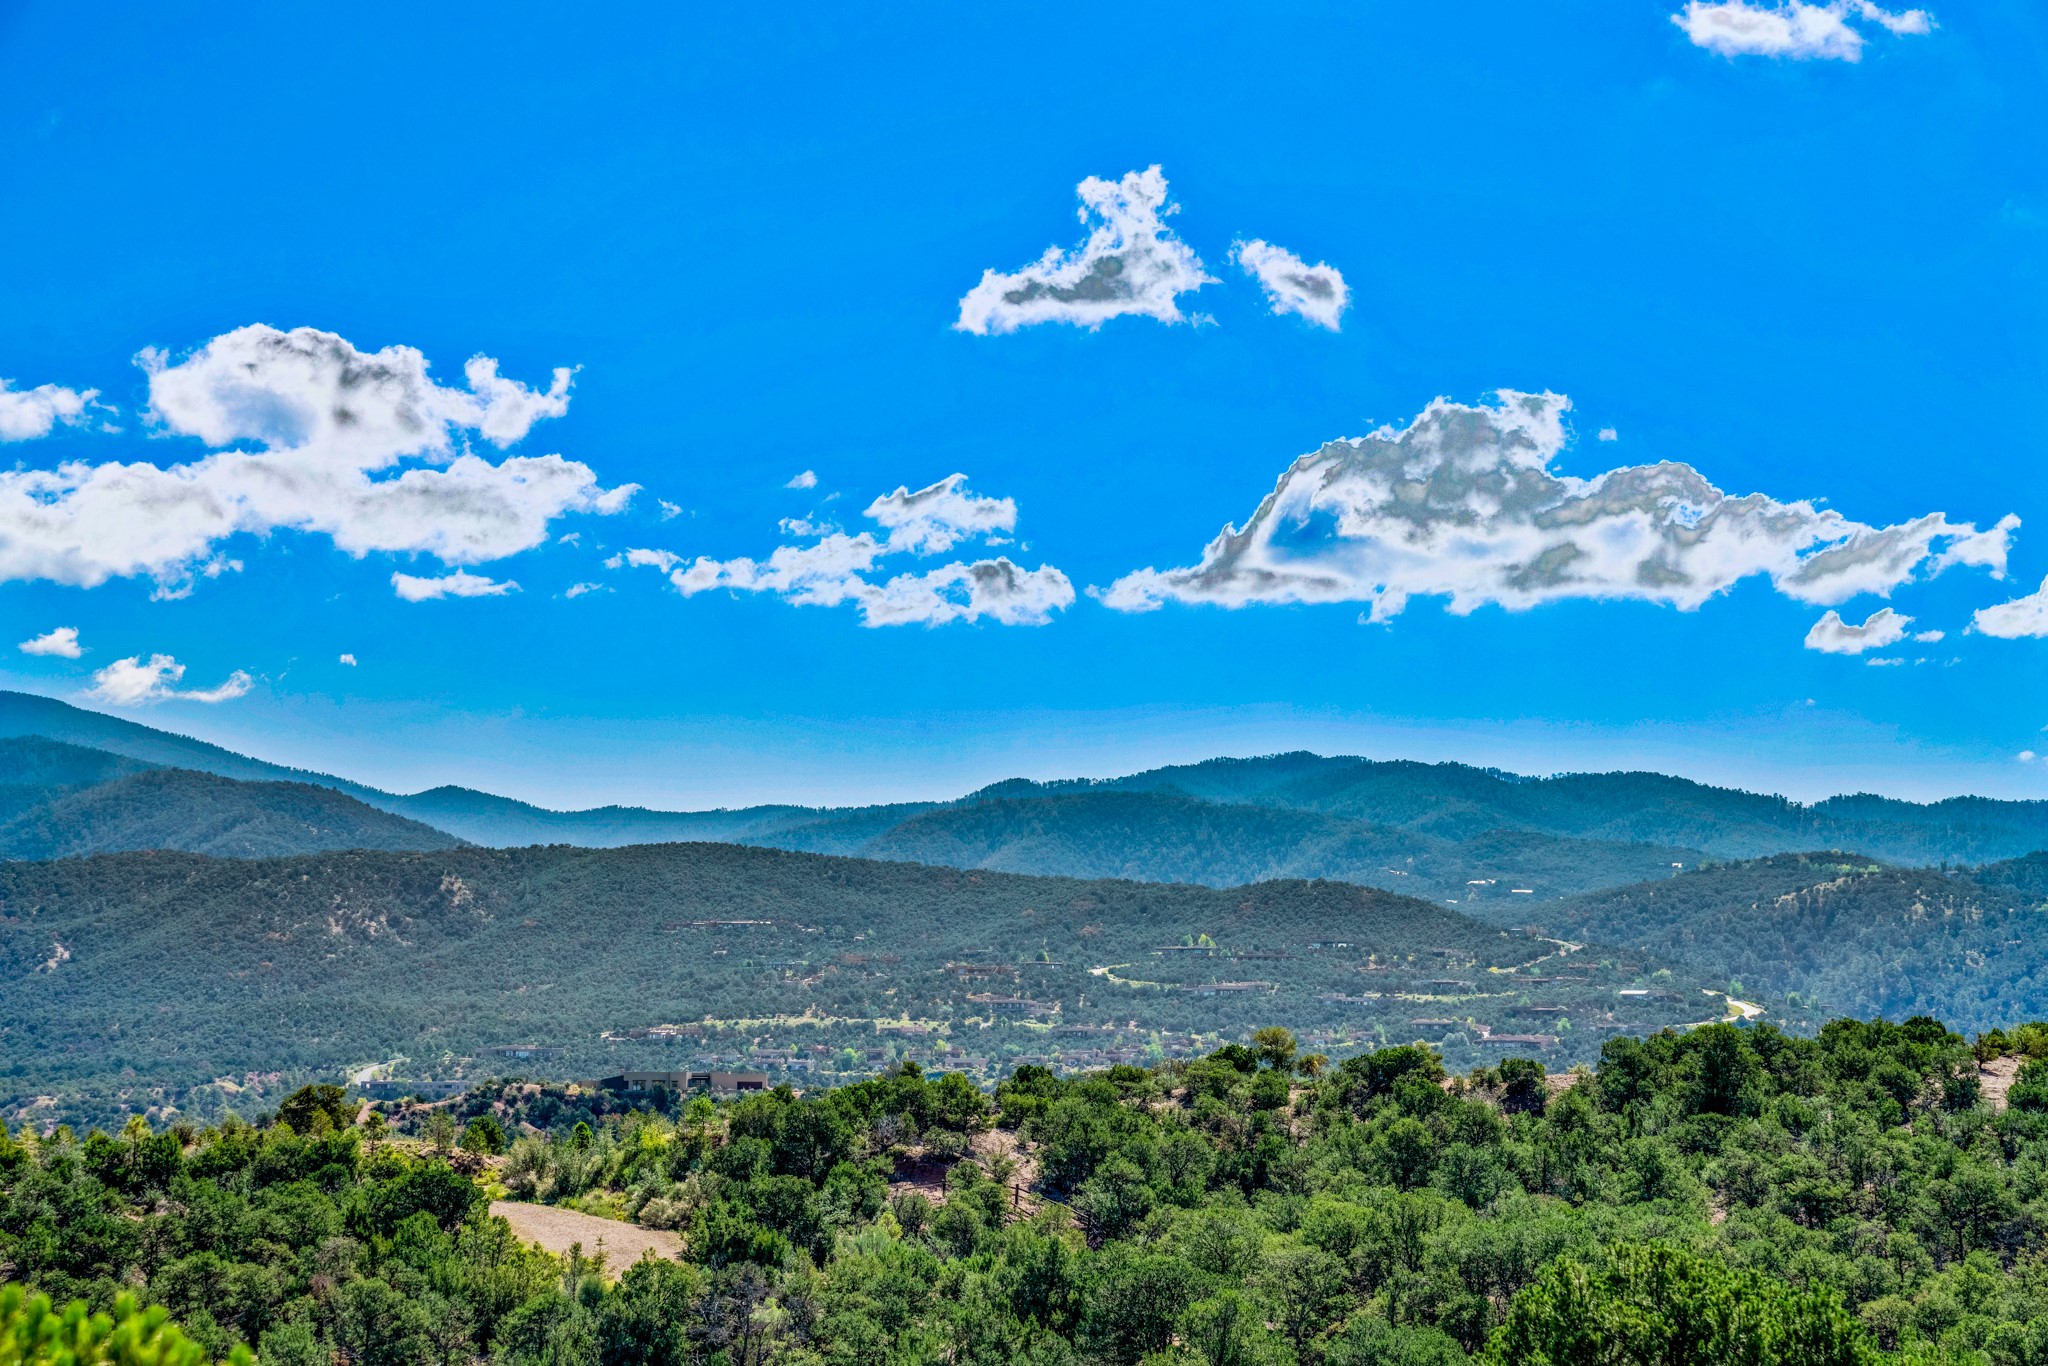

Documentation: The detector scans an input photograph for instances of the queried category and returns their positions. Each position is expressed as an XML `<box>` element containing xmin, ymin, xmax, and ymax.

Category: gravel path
<box><xmin>491</xmin><ymin>1200</ymin><xmax>683</xmax><ymax>1268</ymax></box>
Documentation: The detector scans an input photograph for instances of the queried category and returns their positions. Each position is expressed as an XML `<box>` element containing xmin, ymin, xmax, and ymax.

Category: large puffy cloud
<box><xmin>0</xmin><ymin>325</ymin><xmax>633</xmax><ymax>594</ymax></box>
<box><xmin>1098</xmin><ymin>391</ymin><xmax>2016</xmax><ymax>627</ymax></box>
<box><xmin>1804</xmin><ymin>607</ymin><xmax>1911</xmax><ymax>654</ymax></box>
<box><xmin>1972</xmin><ymin>577</ymin><xmax>2048</xmax><ymax>639</ymax></box>
<box><xmin>1673</xmin><ymin>1</ymin><xmax>1932</xmax><ymax>61</ymax></box>
<box><xmin>625</xmin><ymin>474</ymin><xmax>1073</xmax><ymax>627</ymax></box>
<box><xmin>1231</xmin><ymin>240</ymin><xmax>1349</xmax><ymax>331</ymax></box>
<box><xmin>0</xmin><ymin>379</ymin><xmax>104</xmax><ymax>441</ymax></box>
<box><xmin>956</xmin><ymin>167</ymin><xmax>1213</xmax><ymax>335</ymax></box>
<box><xmin>87</xmin><ymin>654</ymin><xmax>251</xmax><ymax>705</ymax></box>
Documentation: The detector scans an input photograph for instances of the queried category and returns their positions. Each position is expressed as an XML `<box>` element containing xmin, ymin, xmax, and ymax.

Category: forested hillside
<box><xmin>1464</xmin><ymin>853</ymin><xmax>2048</xmax><ymax>1033</ymax></box>
<box><xmin>0</xmin><ymin>842</ymin><xmax>1725</xmax><ymax>1129</ymax></box>
<box><xmin>12</xmin><ymin>1015</ymin><xmax>2048</xmax><ymax>1364</ymax></box>
<box><xmin>0</xmin><ymin>765</ymin><xmax>465</xmax><ymax>860</ymax></box>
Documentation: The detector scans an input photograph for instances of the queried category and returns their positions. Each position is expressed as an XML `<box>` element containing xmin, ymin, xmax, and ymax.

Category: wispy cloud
<box><xmin>0</xmin><ymin>378</ymin><xmax>107</xmax><ymax>442</ymax></box>
<box><xmin>0</xmin><ymin>325</ymin><xmax>633</xmax><ymax>596</ymax></box>
<box><xmin>786</xmin><ymin>470</ymin><xmax>818</xmax><ymax>490</ymax></box>
<box><xmin>1673</xmin><ymin>1</ymin><xmax>1932</xmax><ymax>61</ymax></box>
<box><xmin>18</xmin><ymin>626</ymin><xmax>83</xmax><ymax>658</ymax></box>
<box><xmin>1971</xmin><ymin>576</ymin><xmax>2048</xmax><ymax>639</ymax></box>
<box><xmin>957</xmin><ymin>166</ymin><xmax>1213</xmax><ymax>335</ymax></box>
<box><xmin>87</xmin><ymin>654</ymin><xmax>251</xmax><ymax>705</ymax></box>
<box><xmin>1230</xmin><ymin>239</ymin><xmax>1348</xmax><ymax>330</ymax></box>
<box><xmin>625</xmin><ymin>474</ymin><xmax>1072</xmax><ymax>627</ymax></box>
<box><xmin>1804</xmin><ymin>607</ymin><xmax>1911</xmax><ymax>654</ymax></box>
<box><xmin>391</xmin><ymin>569</ymin><xmax>521</xmax><ymax>602</ymax></box>
<box><xmin>1098</xmin><ymin>391</ymin><xmax>2016</xmax><ymax>629</ymax></box>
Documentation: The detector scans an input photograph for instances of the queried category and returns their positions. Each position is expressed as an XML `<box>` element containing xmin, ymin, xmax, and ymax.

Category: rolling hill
<box><xmin>0</xmin><ymin>761</ymin><xmax>465</xmax><ymax>860</ymax></box>
<box><xmin>1459</xmin><ymin>850</ymin><xmax>2048</xmax><ymax>1032</ymax></box>
<box><xmin>0</xmin><ymin>841</ymin><xmax>1725</xmax><ymax>1127</ymax></box>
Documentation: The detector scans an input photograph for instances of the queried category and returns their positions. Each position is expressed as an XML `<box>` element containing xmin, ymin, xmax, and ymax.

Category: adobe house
<box><xmin>597</xmin><ymin>1070</ymin><xmax>768</xmax><ymax>1095</ymax></box>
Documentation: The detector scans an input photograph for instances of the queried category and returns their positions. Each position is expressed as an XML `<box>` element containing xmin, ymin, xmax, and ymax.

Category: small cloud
<box><xmin>563</xmin><ymin>581</ymin><xmax>609</xmax><ymax>598</ymax></box>
<box><xmin>1865</xmin><ymin>656</ymin><xmax>1907</xmax><ymax>667</ymax></box>
<box><xmin>557</xmin><ymin>531</ymin><xmax>582</xmax><ymax>546</ymax></box>
<box><xmin>625</xmin><ymin>473</ymin><xmax>1071</xmax><ymax>628</ymax></box>
<box><xmin>1805</xmin><ymin>607</ymin><xmax>1911</xmax><ymax>655</ymax></box>
<box><xmin>0</xmin><ymin>379</ymin><xmax>109</xmax><ymax>441</ymax></box>
<box><xmin>786</xmin><ymin>470</ymin><xmax>818</xmax><ymax>490</ymax></box>
<box><xmin>956</xmin><ymin>166</ymin><xmax>1214</xmax><ymax>334</ymax></box>
<box><xmin>1598</xmin><ymin>428</ymin><xmax>1619</xmax><ymax>442</ymax></box>
<box><xmin>1911</xmin><ymin>629</ymin><xmax>1944</xmax><ymax>642</ymax></box>
<box><xmin>2022</xmin><ymin>750</ymin><xmax>2039</xmax><ymax>763</ymax></box>
<box><xmin>390</xmin><ymin>569</ymin><xmax>520</xmax><ymax>602</ymax></box>
<box><xmin>1971</xmin><ymin>575</ymin><xmax>2048</xmax><ymax>639</ymax></box>
<box><xmin>18</xmin><ymin>626</ymin><xmax>83</xmax><ymax>658</ymax></box>
<box><xmin>87</xmin><ymin>654</ymin><xmax>252</xmax><ymax>705</ymax></box>
<box><xmin>1672</xmin><ymin>1</ymin><xmax>1933</xmax><ymax>62</ymax></box>
<box><xmin>1230</xmin><ymin>239</ymin><xmax>1348</xmax><ymax>330</ymax></box>
<box><xmin>339</xmin><ymin>653</ymin><xmax>358</xmax><ymax>666</ymax></box>
<box><xmin>658</xmin><ymin>499</ymin><xmax>683</xmax><ymax>521</ymax></box>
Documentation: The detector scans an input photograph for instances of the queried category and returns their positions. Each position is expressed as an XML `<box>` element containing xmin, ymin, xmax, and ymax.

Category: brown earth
<box><xmin>491</xmin><ymin>1200</ymin><xmax>682</xmax><ymax>1269</ymax></box>
<box><xmin>1981</xmin><ymin>1055</ymin><xmax>2023</xmax><ymax>1113</ymax></box>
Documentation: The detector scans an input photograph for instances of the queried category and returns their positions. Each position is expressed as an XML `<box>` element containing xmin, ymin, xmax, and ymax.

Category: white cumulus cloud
<box><xmin>956</xmin><ymin>166</ymin><xmax>1213</xmax><ymax>335</ymax></box>
<box><xmin>1097</xmin><ymin>391</ymin><xmax>2016</xmax><ymax>625</ymax></box>
<box><xmin>18</xmin><ymin>626</ymin><xmax>83</xmax><ymax>658</ymax></box>
<box><xmin>786</xmin><ymin>470</ymin><xmax>818</xmax><ymax>490</ymax></box>
<box><xmin>1972</xmin><ymin>576</ymin><xmax>2048</xmax><ymax>639</ymax></box>
<box><xmin>0</xmin><ymin>325</ymin><xmax>633</xmax><ymax>596</ymax></box>
<box><xmin>1673</xmin><ymin>1</ymin><xmax>1932</xmax><ymax>61</ymax></box>
<box><xmin>0</xmin><ymin>379</ymin><xmax>106</xmax><ymax>442</ymax></box>
<box><xmin>1231</xmin><ymin>240</ymin><xmax>1349</xmax><ymax>330</ymax></box>
<box><xmin>339</xmin><ymin>653</ymin><xmax>358</xmax><ymax>666</ymax></box>
<box><xmin>87</xmin><ymin>654</ymin><xmax>252</xmax><ymax>705</ymax></box>
<box><xmin>1804</xmin><ymin>607</ymin><xmax>1912</xmax><ymax>654</ymax></box>
<box><xmin>625</xmin><ymin>474</ymin><xmax>1071</xmax><ymax>627</ymax></box>
<box><xmin>391</xmin><ymin>569</ymin><xmax>520</xmax><ymax>602</ymax></box>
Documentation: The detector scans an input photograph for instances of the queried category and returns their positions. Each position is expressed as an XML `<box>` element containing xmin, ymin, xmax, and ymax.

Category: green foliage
<box><xmin>273</xmin><ymin>1085</ymin><xmax>351</xmax><ymax>1136</ymax></box>
<box><xmin>24</xmin><ymin>1014</ymin><xmax>2048</xmax><ymax>1364</ymax></box>
<box><xmin>0</xmin><ymin>1285</ymin><xmax>251</xmax><ymax>1366</ymax></box>
<box><xmin>1480</xmin><ymin>1243</ymin><xmax>1875</xmax><ymax>1365</ymax></box>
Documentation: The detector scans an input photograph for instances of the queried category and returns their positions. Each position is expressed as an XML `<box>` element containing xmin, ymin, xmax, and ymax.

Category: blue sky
<box><xmin>1</xmin><ymin>0</ymin><xmax>2044</xmax><ymax>808</ymax></box>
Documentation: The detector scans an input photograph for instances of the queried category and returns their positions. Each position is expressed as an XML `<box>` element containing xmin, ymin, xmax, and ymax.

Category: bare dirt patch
<box><xmin>1981</xmin><ymin>1055</ymin><xmax>2023</xmax><ymax>1113</ymax></box>
<box><xmin>491</xmin><ymin>1200</ymin><xmax>682</xmax><ymax>1268</ymax></box>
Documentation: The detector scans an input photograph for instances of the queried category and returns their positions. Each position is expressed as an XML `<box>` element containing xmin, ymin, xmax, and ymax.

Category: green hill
<box><xmin>0</xmin><ymin>841</ymin><xmax>1723</xmax><ymax>1127</ymax></box>
<box><xmin>1459</xmin><ymin>851</ymin><xmax>2048</xmax><ymax>1031</ymax></box>
<box><xmin>0</xmin><ymin>765</ymin><xmax>465</xmax><ymax>860</ymax></box>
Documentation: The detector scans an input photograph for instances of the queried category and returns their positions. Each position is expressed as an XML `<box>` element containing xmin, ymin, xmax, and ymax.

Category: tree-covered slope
<box><xmin>0</xmin><ymin>736</ymin><xmax>155</xmax><ymax>824</ymax></box>
<box><xmin>0</xmin><ymin>767</ymin><xmax>466</xmax><ymax>860</ymax></box>
<box><xmin>846</xmin><ymin>789</ymin><xmax>1700</xmax><ymax>899</ymax></box>
<box><xmin>0</xmin><ymin>842</ymin><xmax>1721</xmax><ymax>1125</ymax></box>
<box><xmin>1462</xmin><ymin>852</ymin><xmax>2048</xmax><ymax>1031</ymax></box>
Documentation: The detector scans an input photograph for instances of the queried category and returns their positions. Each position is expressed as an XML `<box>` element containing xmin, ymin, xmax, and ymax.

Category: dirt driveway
<box><xmin>491</xmin><ymin>1200</ymin><xmax>683</xmax><ymax>1268</ymax></box>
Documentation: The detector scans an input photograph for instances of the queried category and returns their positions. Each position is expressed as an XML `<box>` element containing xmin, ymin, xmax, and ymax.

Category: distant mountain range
<box><xmin>7</xmin><ymin>687</ymin><xmax>2048</xmax><ymax>1128</ymax></box>
<box><xmin>4</xmin><ymin>689</ymin><xmax>2045</xmax><ymax>901</ymax></box>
